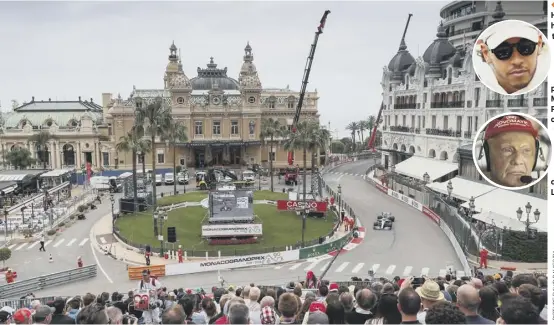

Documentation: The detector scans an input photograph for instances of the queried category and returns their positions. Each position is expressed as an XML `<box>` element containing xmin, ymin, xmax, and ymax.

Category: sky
<box><xmin>0</xmin><ymin>1</ymin><xmax>446</xmax><ymax>138</ymax></box>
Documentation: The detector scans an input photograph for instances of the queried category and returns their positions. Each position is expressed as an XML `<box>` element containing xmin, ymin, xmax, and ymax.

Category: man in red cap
<box><xmin>482</xmin><ymin>115</ymin><xmax>539</xmax><ymax>187</ymax></box>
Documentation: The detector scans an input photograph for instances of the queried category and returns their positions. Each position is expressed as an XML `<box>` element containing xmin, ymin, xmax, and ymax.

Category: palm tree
<box><xmin>308</xmin><ymin>123</ymin><xmax>331</xmax><ymax>177</ymax></box>
<box><xmin>135</xmin><ymin>97</ymin><xmax>172</xmax><ymax>206</ymax></box>
<box><xmin>283</xmin><ymin>120</ymin><xmax>328</xmax><ymax>202</ymax></box>
<box><xmin>28</xmin><ymin>131</ymin><xmax>56</xmax><ymax>169</ymax></box>
<box><xmin>5</xmin><ymin>147</ymin><xmax>35</xmax><ymax>170</ymax></box>
<box><xmin>367</xmin><ymin>115</ymin><xmax>377</xmax><ymax>148</ymax></box>
<box><xmin>162</xmin><ymin>120</ymin><xmax>189</xmax><ymax>195</ymax></box>
<box><xmin>116</xmin><ymin>126</ymin><xmax>151</xmax><ymax>212</ymax></box>
<box><xmin>358</xmin><ymin>120</ymin><xmax>367</xmax><ymax>144</ymax></box>
<box><xmin>260</xmin><ymin>118</ymin><xmax>282</xmax><ymax>192</ymax></box>
<box><xmin>346</xmin><ymin>122</ymin><xmax>358</xmax><ymax>152</ymax></box>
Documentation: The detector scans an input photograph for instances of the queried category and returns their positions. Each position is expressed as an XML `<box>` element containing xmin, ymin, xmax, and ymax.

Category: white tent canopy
<box><xmin>426</xmin><ymin>177</ymin><xmax>496</xmax><ymax>201</ymax></box>
<box><xmin>393</xmin><ymin>156</ymin><xmax>458</xmax><ymax>181</ymax></box>
<box><xmin>461</xmin><ymin>189</ymin><xmax>546</xmax><ymax>232</ymax></box>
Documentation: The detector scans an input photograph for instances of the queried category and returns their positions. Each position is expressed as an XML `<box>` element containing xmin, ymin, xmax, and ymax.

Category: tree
<box><xmin>260</xmin><ymin>118</ymin><xmax>283</xmax><ymax>192</ymax></box>
<box><xmin>28</xmin><ymin>131</ymin><xmax>57</xmax><ymax>169</ymax></box>
<box><xmin>283</xmin><ymin>120</ymin><xmax>329</xmax><ymax>202</ymax></box>
<box><xmin>366</xmin><ymin>115</ymin><xmax>377</xmax><ymax>149</ymax></box>
<box><xmin>163</xmin><ymin>120</ymin><xmax>188</xmax><ymax>195</ymax></box>
<box><xmin>357</xmin><ymin>120</ymin><xmax>367</xmax><ymax>144</ymax></box>
<box><xmin>330</xmin><ymin>141</ymin><xmax>345</xmax><ymax>154</ymax></box>
<box><xmin>116</xmin><ymin>126</ymin><xmax>151</xmax><ymax>212</ymax></box>
<box><xmin>0</xmin><ymin>247</ymin><xmax>11</xmax><ymax>266</ymax></box>
<box><xmin>345</xmin><ymin>122</ymin><xmax>358</xmax><ymax>152</ymax></box>
<box><xmin>135</xmin><ymin>97</ymin><xmax>172</xmax><ymax>206</ymax></box>
<box><xmin>5</xmin><ymin>147</ymin><xmax>35</xmax><ymax>169</ymax></box>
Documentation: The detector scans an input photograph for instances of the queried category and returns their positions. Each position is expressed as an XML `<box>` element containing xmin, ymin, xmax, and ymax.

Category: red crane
<box><xmin>287</xmin><ymin>10</ymin><xmax>331</xmax><ymax>166</ymax></box>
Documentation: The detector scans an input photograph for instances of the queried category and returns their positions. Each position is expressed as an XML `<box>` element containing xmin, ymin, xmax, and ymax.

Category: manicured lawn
<box><xmin>157</xmin><ymin>191</ymin><xmax>208</xmax><ymax>206</ymax></box>
<box><xmin>115</xmin><ymin>204</ymin><xmax>335</xmax><ymax>254</ymax></box>
<box><xmin>253</xmin><ymin>190</ymin><xmax>289</xmax><ymax>201</ymax></box>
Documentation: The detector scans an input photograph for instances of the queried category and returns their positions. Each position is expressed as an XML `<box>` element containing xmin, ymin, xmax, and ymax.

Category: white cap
<box><xmin>485</xmin><ymin>20</ymin><xmax>540</xmax><ymax>49</ymax></box>
<box><xmin>0</xmin><ymin>306</ymin><xmax>14</xmax><ymax>314</ymax></box>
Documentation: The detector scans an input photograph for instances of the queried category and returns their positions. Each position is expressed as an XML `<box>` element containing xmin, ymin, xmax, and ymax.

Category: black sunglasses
<box><xmin>490</xmin><ymin>38</ymin><xmax>537</xmax><ymax>60</ymax></box>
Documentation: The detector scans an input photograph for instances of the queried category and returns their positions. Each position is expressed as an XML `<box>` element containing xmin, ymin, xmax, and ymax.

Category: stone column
<box><xmin>51</xmin><ymin>142</ymin><xmax>57</xmax><ymax>169</ymax></box>
<box><xmin>94</xmin><ymin>142</ymin><xmax>99</xmax><ymax>167</ymax></box>
<box><xmin>76</xmin><ymin>142</ymin><xmax>82</xmax><ymax>168</ymax></box>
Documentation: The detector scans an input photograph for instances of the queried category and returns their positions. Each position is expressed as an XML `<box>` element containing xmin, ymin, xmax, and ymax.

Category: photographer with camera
<box><xmin>136</xmin><ymin>269</ymin><xmax>162</xmax><ymax>324</ymax></box>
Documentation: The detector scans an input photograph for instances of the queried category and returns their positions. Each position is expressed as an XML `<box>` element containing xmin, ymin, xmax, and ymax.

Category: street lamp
<box><xmin>302</xmin><ymin>207</ymin><xmax>309</xmax><ymax>247</ymax></box>
<box><xmin>516</xmin><ymin>202</ymin><xmax>540</xmax><ymax>238</ymax></box>
<box><xmin>446</xmin><ymin>180</ymin><xmax>453</xmax><ymax>201</ymax></box>
<box><xmin>422</xmin><ymin>172</ymin><xmax>430</xmax><ymax>184</ymax></box>
<box><xmin>154</xmin><ymin>207</ymin><xmax>168</xmax><ymax>255</ymax></box>
<box><xmin>110</xmin><ymin>194</ymin><xmax>115</xmax><ymax>234</ymax></box>
<box><xmin>337</xmin><ymin>184</ymin><xmax>342</xmax><ymax>212</ymax></box>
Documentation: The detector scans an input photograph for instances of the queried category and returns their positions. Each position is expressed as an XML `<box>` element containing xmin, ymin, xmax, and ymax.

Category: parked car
<box><xmin>164</xmin><ymin>173</ymin><xmax>175</xmax><ymax>185</ymax></box>
<box><xmin>155</xmin><ymin>174</ymin><xmax>163</xmax><ymax>186</ymax></box>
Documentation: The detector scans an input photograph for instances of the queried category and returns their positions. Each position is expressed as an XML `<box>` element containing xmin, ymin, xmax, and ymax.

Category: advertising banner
<box><xmin>165</xmin><ymin>250</ymin><xmax>300</xmax><ymax>276</ymax></box>
<box><xmin>201</xmin><ymin>224</ymin><xmax>263</xmax><ymax>237</ymax></box>
<box><xmin>299</xmin><ymin>233</ymin><xmax>351</xmax><ymax>259</ymax></box>
<box><xmin>387</xmin><ymin>189</ymin><xmax>423</xmax><ymax>212</ymax></box>
<box><xmin>422</xmin><ymin>206</ymin><xmax>440</xmax><ymax>224</ymax></box>
<box><xmin>276</xmin><ymin>200</ymin><xmax>328</xmax><ymax>212</ymax></box>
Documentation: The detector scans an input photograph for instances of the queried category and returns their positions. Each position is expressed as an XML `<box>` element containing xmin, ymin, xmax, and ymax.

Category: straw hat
<box><xmin>415</xmin><ymin>280</ymin><xmax>445</xmax><ymax>301</ymax></box>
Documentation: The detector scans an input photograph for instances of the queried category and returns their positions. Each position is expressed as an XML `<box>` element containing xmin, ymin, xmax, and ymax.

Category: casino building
<box><xmin>379</xmin><ymin>0</ymin><xmax>548</xmax><ymax>197</ymax></box>
<box><xmin>105</xmin><ymin>42</ymin><xmax>320</xmax><ymax>170</ymax></box>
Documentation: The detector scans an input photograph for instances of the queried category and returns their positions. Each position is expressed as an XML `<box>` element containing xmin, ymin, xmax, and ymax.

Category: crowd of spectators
<box><xmin>0</xmin><ymin>270</ymin><xmax>547</xmax><ymax>324</ymax></box>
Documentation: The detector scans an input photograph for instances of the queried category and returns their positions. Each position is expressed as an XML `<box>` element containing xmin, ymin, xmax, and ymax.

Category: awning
<box><xmin>393</xmin><ymin>156</ymin><xmax>458</xmax><ymax>181</ymax></box>
<box><xmin>426</xmin><ymin>177</ymin><xmax>496</xmax><ymax>201</ymax></box>
<box><xmin>0</xmin><ymin>174</ymin><xmax>27</xmax><ymax>181</ymax></box>
<box><xmin>40</xmin><ymin>168</ymin><xmax>75</xmax><ymax>178</ymax></box>
<box><xmin>461</xmin><ymin>189</ymin><xmax>546</xmax><ymax>232</ymax></box>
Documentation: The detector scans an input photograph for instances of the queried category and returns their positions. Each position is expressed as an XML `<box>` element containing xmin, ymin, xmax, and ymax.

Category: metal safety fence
<box><xmin>0</xmin><ymin>265</ymin><xmax>97</xmax><ymax>300</ymax></box>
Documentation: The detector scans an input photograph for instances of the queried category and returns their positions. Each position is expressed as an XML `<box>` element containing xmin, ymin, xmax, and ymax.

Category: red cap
<box><xmin>484</xmin><ymin>115</ymin><xmax>538</xmax><ymax>141</ymax></box>
<box><xmin>309</xmin><ymin>301</ymin><xmax>326</xmax><ymax>313</ymax></box>
<box><xmin>398</xmin><ymin>279</ymin><xmax>405</xmax><ymax>287</ymax></box>
<box><xmin>329</xmin><ymin>283</ymin><xmax>339</xmax><ymax>292</ymax></box>
<box><xmin>13</xmin><ymin>308</ymin><xmax>31</xmax><ymax>324</ymax></box>
<box><xmin>186</xmin><ymin>289</ymin><xmax>193</xmax><ymax>294</ymax></box>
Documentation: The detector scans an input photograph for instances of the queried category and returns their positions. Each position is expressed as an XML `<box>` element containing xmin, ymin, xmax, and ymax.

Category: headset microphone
<box><xmin>520</xmin><ymin>176</ymin><xmax>534</xmax><ymax>184</ymax></box>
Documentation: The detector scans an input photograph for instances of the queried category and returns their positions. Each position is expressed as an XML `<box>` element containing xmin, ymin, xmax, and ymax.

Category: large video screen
<box><xmin>210</xmin><ymin>190</ymin><xmax>254</xmax><ymax>222</ymax></box>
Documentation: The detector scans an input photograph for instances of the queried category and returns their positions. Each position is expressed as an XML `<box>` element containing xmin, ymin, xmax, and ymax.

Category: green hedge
<box><xmin>502</xmin><ymin>231</ymin><xmax>547</xmax><ymax>262</ymax></box>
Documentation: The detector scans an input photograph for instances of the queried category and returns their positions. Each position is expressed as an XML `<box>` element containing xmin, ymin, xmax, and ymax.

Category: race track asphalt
<box><xmin>22</xmin><ymin>164</ymin><xmax>462</xmax><ymax>298</ymax></box>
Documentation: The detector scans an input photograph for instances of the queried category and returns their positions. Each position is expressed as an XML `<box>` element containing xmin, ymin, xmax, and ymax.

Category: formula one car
<box><xmin>373</xmin><ymin>212</ymin><xmax>395</xmax><ymax>230</ymax></box>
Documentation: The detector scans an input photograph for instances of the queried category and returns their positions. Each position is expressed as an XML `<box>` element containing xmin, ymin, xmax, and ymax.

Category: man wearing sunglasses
<box><xmin>478</xmin><ymin>20</ymin><xmax>544</xmax><ymax>95</ymax></box>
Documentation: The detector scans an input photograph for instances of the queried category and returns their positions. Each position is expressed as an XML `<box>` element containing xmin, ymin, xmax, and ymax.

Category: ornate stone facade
<box><xmin>104</xmin><ymin>42</ymin><xmax>320</xmax><ymax>170</ymax></box>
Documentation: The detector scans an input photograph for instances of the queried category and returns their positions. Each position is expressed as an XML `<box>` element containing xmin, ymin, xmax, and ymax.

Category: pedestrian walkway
<box><xmin>7</xmin><ymin>237</ymin><xmax>91</xmax><ymax>251</ymax></box>
<box><xmin>272</xmin><ymin>258</ymin><xmax>467</xmax><ymax>278</ymax></box>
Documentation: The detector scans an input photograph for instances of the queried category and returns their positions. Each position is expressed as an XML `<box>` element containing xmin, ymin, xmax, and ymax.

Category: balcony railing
<box><xmin>443</xmin><ymin>6</ymin><xmax>477</xmax><ymax>22</ymax></box>
<box><xmin>533</xmin><ymin>97</ymin><xmax>547</xmax><ymax>106</ymax></box>
<box><xmin>507</xmin><ymin>99</ymin><xmax>528</xmax><ymax>107</ymax></box>
<box><xmin>394</xmin><ymin>103</ymin><xmax>417</xmax><ymax>110</ymax></box>
<box><xmin>389</xmin><ymin>126</ymin><xmax>421</xmax><ymax>134</ymax></box>
<box><xmin>486</xmin><ymin>100</ymin><xmax>504</xmax><ymax>108</ymax></box>
<box><xmin>464</xmin><ymin>131</ymin><xmax>473</xmax><ymax>139</ymax></box>
<box><xmin>426</xmin><ymin>128</ymin><xmax>462</xmax><ymax>137</ymax></box>
<box><xmin>430</xmin><ymin>101</ymin><xmax>465</xmax><ymax>108</ymax></box>
<box><xmin>449</xmin><ymin>26</ymin><xmax>481</xmax><ymax>36</ymax></box>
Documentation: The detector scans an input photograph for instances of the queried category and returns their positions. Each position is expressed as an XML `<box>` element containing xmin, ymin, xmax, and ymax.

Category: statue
<box><xmin>249</xmin><ymin>120</ymin><xmax>255</xmax><ymax>135</ymax></box>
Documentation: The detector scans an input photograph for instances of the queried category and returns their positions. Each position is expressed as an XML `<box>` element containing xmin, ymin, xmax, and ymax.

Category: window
<box><xmin>443</xmin><ymin>116</ymin><xmax>449</xmax><ymax>129</ymax></box>
<box><xmin>231</xmin><ymin>121</ymin><xmax>239</xmax><ymax>135</ymax></box>
<box><xmin>269</xmin><ymin>152</ymin><xmax>275</xmax><ymax>161</ymax></box>
<box><xmin>411</xmin><ymin>115</ymin><xmax>415</xmax><ymax>128</ymax></box>
<box><xmin>248</xmin><ymin>96</ymin><xmax>256</xmax><ymax>104</ymax></box>
<box><xmin>177</xmin><ymin>97</ymin><xmax>184</xmax><ymax>104</ymax></box>
<box><xmin>423</xmin><ymin>93</ymin><xmax>427</xmax><ymax>103</ymax></box>
<box><xmin>474</xmin><ymin>117</ymin><xmax>479</xmax><ymax>132</ymax></box>
<box><xmin>394</xmin><ymin>116</ymin><xmax>398</xmax><ymax>126</ymax></box>
<box><xmin>422</xmin><ymin>116</ymin><xmax>426</xmax><ymax>128</ymax></box>
<box><xmin>402</xmin><ymin>115</ymin><xmax>406</xmax><ymax>126</ymax></box>
<box><xmin>456</xmin><ymin>116</ymin><xmax>462</xmax><ymax>132</ymax></box>
<box><xmin>467</xmin><ymin>116</ymin><xmax>473</xmax><ymax>132</ymax></box>
<box><xmin>287</xmin><ymin>125</ymin><xmax>293</xmax><ymax>132</ymax></box>
<box><xmin>287</xmin><ymin>101</ymin><xmax>294</xmax><ymax>109</ymax></box>
<box><xmin>108</xmin><ymin>124</ymin><xmax>112</xmax><ymax>136</ymax></box>
<box><xmin>417</xmin><ymin>116</ymin><xmax>421</xmax><ymax>129</ymax></box>
<box><xmin>269</xmin><ymin>101</ymin><xmax>275</xmax><ymax>109</ymax></box>
<box><xmin>102</xmin><ymin>152</ymin><xmax>109</xmax><ymax>167</ymax></box>
<box><xmin>474</xmin><ymin>88</ymin><xmax>480</xmax><ymax>105</ymax></box>
<box><xmin>195</xmin><ymin>121</ymin><xmax>203</xmax><ymax>135</ymax></box>
<box><xmin>157</xmin><ymin>153</ymin><xmax>165</xmax><ymax>164</ymax></box>
<box><xmin>431</xmin><ymin>115</ymin><xmax>436</xmax><ymax>128</ymax></box>
<box><xmin>212</xmin><ymin>121</ymin><xmax>221</xmax><ymax>135</ymax></box>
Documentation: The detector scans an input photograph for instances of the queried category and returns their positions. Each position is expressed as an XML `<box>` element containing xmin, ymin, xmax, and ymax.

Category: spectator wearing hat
<box><xmin>12</xmin><ymin>308</ymin><xmax>32</xmax><ymax>324</ymax></box>
<box><xmin>345</xmin><ymin>289</ymin><xmax>375</xmax><ymax>324</ymax></box>
<box><xmin>456</xmin><ymin>285</ymin><xmax>494</xmax><ymax>324</ymax></box>
<box><xmin>424</xmin><ymin>302</ymin><xmax>466</xmax><ymax>324</ymax></box>
<box><xmin>51</xmin><ymin>297</ymin><xmax>74</xmax><ymax>324</ymax></box>
<box><xmin>278</xmin><ymin>293</ymin><xmax>298</xmax><ymax>324</ymax></box>
<box><xmin>0</xmin><ymin>311</ymin><xmax>11</xmax><ymax>325</ymax></box>
<box><xmin>481</xmin><ymin>115</ymin><xmax>541</xmax><ymax>188</ymax></box>
<box><xmin>329</xmin><ymin>283</ymin><xmax>339</xmax><ymax>293</ymax></box>
<box><xmin>415</xmin><ymin>280</ymin><xmax>445</xmax><ymax>324</ymax></box>
<box><xmin>33</xmin><ymin>306</ymin><xmax>54</xmax><ymax>324</ymax></box>
<box><xmin>497</xmin><ymin>294</ymin><xmax>539</xmax><ymax>324</ymax></box>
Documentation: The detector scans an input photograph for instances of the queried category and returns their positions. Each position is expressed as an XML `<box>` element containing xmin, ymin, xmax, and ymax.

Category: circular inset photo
<box><xmin>472</xmin><ymin>19</ymin><xmax>549</xmax><ymax>95</ymax></box>
<box><xmin>473</xmin><ymin>113</ymin><xmax>551</xmax><ymax>190</ymax></box>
